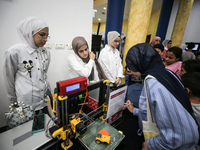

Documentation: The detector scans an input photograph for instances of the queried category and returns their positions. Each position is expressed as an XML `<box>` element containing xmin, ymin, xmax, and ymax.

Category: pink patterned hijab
<box><xmin>151</xmin><ymin>36</ymin><xmax>161</xmax><ymax>47</ymax></box>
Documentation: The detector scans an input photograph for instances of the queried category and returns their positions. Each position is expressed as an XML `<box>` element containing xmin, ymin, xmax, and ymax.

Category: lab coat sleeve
<box><xmin>45</xmin><ymin>49</ymin><xmax>51</xmax><ymax>91</ymax></box>
<box><xmin>3</xmin><ymin>50</ymin><xmax>18</xmax><ymax>103</ymax></box>
<box><xmin>68</xmin><ymin>55</ymin><xmax>95</xmax><ymax>78</ymax></box>
<box><xmin>45</xmin><ymin>49</ymin><xmax>51</xmax><ymax>72</ymax></box>
<box><xmin>98</xmin><ymin>50</ymin><xmax>116</xmax><ymax>82</ymax></box>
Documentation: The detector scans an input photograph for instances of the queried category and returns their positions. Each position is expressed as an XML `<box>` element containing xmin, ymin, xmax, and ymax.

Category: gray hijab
<box><xmin>107</xmin><ymin>31</ymin><xmax>120</xmax><ymax>46</ymax></box>
<box><xmin>71</xmin><ymin>36</ymin><xmax>107</xmax><ymax>81</ymax></box>
<box><xmin>72</xmin><ymin>36</ymin><xmax>90</xmax><ymax>63</ymax></box>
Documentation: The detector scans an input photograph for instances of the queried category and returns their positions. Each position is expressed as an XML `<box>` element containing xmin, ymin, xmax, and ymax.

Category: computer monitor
<box><xmin>193</xmin><ymin>44</ymin><xmax>199</xmax><ymax>50</ymax></box>
<box><xmin>185</xmin><ymin>42</ymin><xmax>200</xmax><ymax>51</ymax></box>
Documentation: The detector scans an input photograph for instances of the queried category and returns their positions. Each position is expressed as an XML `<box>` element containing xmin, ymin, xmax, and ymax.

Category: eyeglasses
<box><xmin>113</xmin><ymin>40</ymin><xmax>121</xmax><ymax>43</ymax></box>
<box><xmin>37</xmin><ymin>33</ymin><xmax>50</xmax><ymax>40</ymax></box>
<box><xmin>78</xmin><ymin>48</ymin><xmax>88</xmax><ymax>53</ymax></box>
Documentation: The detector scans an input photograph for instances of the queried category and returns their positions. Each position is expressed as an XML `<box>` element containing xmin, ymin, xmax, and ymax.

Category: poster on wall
<box><xmin>106</xmin><ymin>86</ymin><xmax>127</xmax><ymax>124</ymax></box>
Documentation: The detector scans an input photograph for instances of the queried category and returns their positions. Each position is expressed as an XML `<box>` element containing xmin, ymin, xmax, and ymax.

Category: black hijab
<box><xmin>126</xmin><ymin>43</ymin><xmax>194</xmax><ymax>117</ymax></box>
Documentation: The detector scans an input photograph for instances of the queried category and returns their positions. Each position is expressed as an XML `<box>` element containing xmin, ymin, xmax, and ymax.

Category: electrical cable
<box><xmin>45</xmin><ymin>116</ymin><xmax>57</xmax><ymax>138</ymax></box>
<box><xmin>77</xmin><ymin>89</ymin><xmax>89</xmax><ymax>119</ymax></box>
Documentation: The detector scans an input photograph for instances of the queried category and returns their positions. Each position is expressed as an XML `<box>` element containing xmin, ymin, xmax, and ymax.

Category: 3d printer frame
<box><xmin>56</xmin><ymin>78</ymin><xmax>106</xmax><ymax>128</ymax></box>
<box><xmin>50</xmin><ymin>77</ymin><xmax>107</xmax><ymax>150</ymax></box>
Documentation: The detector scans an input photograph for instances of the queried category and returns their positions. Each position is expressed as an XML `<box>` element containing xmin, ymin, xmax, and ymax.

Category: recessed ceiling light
<box><xmin>103</xmin><ymin>7</ymin><xmax>106</xmax><ymax>10</ymax></box>
<box><xmin>94</xmin><ymin>9</ymin><xmax>97</xmax><ymax>12</ymax></box>
<box><xmin>98</xmin><ymin>18</ymin><xmax>101</xmax><ymax>21</ymax></box>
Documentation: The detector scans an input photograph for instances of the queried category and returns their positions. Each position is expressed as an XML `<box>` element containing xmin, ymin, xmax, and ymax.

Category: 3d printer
<box><xmin>49</xmin><ymin>76</ymin><xmax>109</xmax><ymax>150</ymax></box>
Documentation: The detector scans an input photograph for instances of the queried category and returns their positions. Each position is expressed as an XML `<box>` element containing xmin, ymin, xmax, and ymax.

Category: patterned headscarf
<box><xmin>151</xmin><ymin>36</ymin><xmax>161</xmax><ymax>47</ymax></box>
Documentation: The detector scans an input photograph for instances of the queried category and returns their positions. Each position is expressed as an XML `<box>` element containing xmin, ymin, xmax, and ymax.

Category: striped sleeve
<box><xmin>146</xmin><ymin>78</ymin><xmax>199</xmax><ymax>150</ymax></box>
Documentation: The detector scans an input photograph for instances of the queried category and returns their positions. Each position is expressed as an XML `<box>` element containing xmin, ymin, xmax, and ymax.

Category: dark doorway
<box><xmin>146</xmin><ymin>34</ymin><xmax>151</xmax><ymax>44</ymax></box>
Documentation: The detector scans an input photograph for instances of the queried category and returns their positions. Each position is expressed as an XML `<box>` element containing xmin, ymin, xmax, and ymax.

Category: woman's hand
<box><xmin>114</xmin><ymin>77</ymin><xmax>120</xmax><ymax>85</ymax></box>
<box><xmin>124</xmin><ymin>100</ymin><xmax>134</xmax><ymax>113</ymax></box>
<box><xmin>142</xmin><ymin>142</ymin><xmax>149</xmax><ymax>150</ymax></box>
<box><xmin>89</xmin><ymin>52</ymin><xmax>95</xmax><ymax>60</ymax></box>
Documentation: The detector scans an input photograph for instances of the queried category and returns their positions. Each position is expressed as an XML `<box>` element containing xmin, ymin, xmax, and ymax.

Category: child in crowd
<box><xmin>154</xmin><ymin>44</ymin><xmax>164</xmax><ymax>61</ymax></box>
<box><xmin>161</xmin><ymin>39</ymin><xmax>172</xmax><ymax>59</ymax></box>
<box><xmin>180</xmin><ymin>59</ymin><xmax>200</xmax><ymax>77</ymax></box>
<box><xmin>164</xmin><ymin>46</ymin><xmax>182</xmax><ymax>78</ymax></box>
<box><xmin>124</xmin><ymin>43</ymin><xmax>199</xmax><ymax>149</ymax></box>
<box><xmin>181</xmin><ymin>72</ymin><xmax>200</xmax><ymax>127</ymax></box>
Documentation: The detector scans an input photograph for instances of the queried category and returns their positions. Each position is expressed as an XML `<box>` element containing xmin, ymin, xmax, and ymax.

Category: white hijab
<box><xmin>180</xmin><ymin>44</ymin><xmax>187</xmax><ymax>50</ymax></box>
<box><xmin>17</xmin><ymin>16</ymin><xmax>48</xmax><ymax>50</ymax></box>
<box><xmin>162</xmin><ymin>39</ymin><xmax>170</xmax><ymax>50</ymax></box>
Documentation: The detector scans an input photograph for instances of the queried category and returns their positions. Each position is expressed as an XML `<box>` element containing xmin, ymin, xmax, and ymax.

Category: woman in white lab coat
<box><xmin>98</xmin><ymin>31</ymin><xmax>124</xmax><ymax>87</ymax></box>
<box><xmin>67</xmin><ymin>36</ymin><xmax>107</xmax><ymax>84</ymax></box>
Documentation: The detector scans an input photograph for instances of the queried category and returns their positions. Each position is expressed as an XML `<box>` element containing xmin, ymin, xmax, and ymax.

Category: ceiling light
<box><xmin>94</xmin><ymin>9</ymin><xmax>97</xmax><ymax>12</ymax></box>
<box><xmin>98</xmin><ymin>18</ymin><xmax>101</xmax><ymax>21</ymax></box>
<box><xmin>103</xmin><ymin>7</ymin><xmax>106</xmax><ymax>10</ymax></box>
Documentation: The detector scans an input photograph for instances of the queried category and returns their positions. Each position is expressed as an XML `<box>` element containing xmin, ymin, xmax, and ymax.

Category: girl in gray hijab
<box><xmin>68</xmin><ymin>36</ymin><xmax>107</xmax><ymax>83</ymax></box>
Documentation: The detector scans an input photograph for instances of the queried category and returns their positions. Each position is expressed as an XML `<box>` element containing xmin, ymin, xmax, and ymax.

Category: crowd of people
<box><xmin>123</xmin><ymin>36</ymin><xmax>200</xmax><ymax>149</ymax></box>
<box><xmin>3</xmin><ymin>16</ymin><xmax>200</xmax><ymax>149</ymax></box>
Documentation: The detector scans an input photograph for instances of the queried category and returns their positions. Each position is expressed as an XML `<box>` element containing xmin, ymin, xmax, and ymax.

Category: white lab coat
<box><xmin>67</xmin><ymin>52</ymin><xmax>100</xmax><ymax>83</ymax></box>
<box><xmin>3</xmin><ymin>43</ymin><xmax>51</xmax><ymax>111</ymax></box>
<box><xmin>98</xmin><ymin>44</ymin><xmax>124</xmax><ymax>85</ymax></box>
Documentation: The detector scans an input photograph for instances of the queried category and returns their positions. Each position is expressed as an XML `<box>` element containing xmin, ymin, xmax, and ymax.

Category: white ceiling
<box><xmin>93</xmin><ymin>0</ymin><xmax>163</xmax><ymax>23</ymax></box>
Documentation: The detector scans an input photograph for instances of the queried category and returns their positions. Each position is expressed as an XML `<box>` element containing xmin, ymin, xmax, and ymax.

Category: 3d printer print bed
<box><xmin>78</xmin><ymin>119</ymin><xmax>125</xmax><ymax>150</ymax></box>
